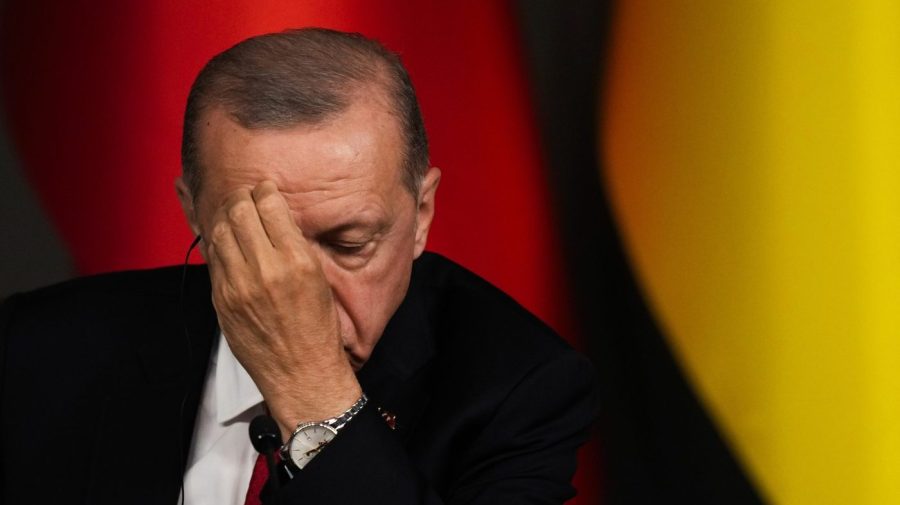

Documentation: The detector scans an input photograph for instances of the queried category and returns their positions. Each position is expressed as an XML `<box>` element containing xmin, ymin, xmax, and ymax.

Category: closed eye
<box><xmin>328</xmin><ymin>242</ymin><xmax>369</xmax><ymax>255</ymax></box>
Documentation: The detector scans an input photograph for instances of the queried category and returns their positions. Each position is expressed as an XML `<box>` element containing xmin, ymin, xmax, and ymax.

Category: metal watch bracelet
<box><xmin>280</xmin><ymin>393</ymin><xmax>368</xmax><ymax>453</ymax></box>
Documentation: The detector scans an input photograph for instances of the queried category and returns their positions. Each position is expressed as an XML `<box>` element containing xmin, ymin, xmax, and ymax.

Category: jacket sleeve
<box><xmin>266</xmin><ymin>351</ymin><xmax>599</xmax><ymax>504</ymax></box>
<box><xmin>0</xmin><ymin>294</ymin><xmax>15</xmax><ymax>388</ymax></box>
<box><xmin>0</xmin><ymin>294</ymin><xmax>19</xmax><ymax>499</ymax></box>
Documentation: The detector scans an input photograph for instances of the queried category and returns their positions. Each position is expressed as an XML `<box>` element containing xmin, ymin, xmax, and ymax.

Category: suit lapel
<box><xmin>357</xmin><ymin>260</ymin><xmax>436</xmax><ymax>443</ymax></box>
<box><xmin>87</xmin><ymin>265</ymin><xmax>217</xmax><ymax>505</ymax></box>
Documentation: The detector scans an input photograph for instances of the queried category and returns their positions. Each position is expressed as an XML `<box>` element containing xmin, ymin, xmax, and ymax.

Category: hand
<box><xmin>203</xmin><ymin>180</ymin><xmax>362</xmax><ymax>439</ymax></box>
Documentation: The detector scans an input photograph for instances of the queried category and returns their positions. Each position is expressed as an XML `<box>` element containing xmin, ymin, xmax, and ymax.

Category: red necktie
<box><xmin>243</xmin><ymin>453</ymin><xmax>269</xmax><ymax>505</ymax></box>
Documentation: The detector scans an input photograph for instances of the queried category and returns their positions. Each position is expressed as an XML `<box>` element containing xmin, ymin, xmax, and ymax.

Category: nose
<box><xmin>315</xmin><ymin>255</ymin><xmax>353</xmax><ymax>337</ymax></box>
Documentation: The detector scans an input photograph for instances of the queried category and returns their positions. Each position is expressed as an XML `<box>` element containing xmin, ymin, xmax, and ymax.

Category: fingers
<box><xmin>251</xmin><ymin>181</ymin><xmax>302</xmax><ymax>250</ymax></box>
<box><xmin>205</xmin><ymin>240</ymin><xmax>227</xmax><ymax>291</ymax></box>
<box><xmin>208</xmin><ymin>209</ymin><xmax>246</xmax><ymax>275</ymax></box>
<box><xmin>222</xmin><ymin>188</ymin><xmax>273</xmax><ymax>266</ymax></box>
<box><xmin>207</xmin><ymin>181</ymin><xmax>309</xmax><ymax>286</ymax></box>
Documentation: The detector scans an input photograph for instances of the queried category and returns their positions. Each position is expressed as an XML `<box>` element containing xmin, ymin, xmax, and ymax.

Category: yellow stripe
<box><xmin>856</xmin><ymin>3</ymin><xmax>900</xmax><ymax>503</ymax></box>
<box><xmin>603</xmin><ymin>2</ymin><xmax>900</xmax><ymax>503</ymax></box>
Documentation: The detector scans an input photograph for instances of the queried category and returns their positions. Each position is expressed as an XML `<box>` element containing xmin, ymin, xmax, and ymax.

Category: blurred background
<box><xmin>2</xmin><ymin>1</ymin><xmax>899</xmax><ymax>504</ymax></box>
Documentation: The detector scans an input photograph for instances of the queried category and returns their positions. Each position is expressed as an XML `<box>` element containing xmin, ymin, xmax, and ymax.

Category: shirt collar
<box><xmin>214</xmin><ymin>332</ymin><xmax>265</xmax><ymax>424</ymax></box>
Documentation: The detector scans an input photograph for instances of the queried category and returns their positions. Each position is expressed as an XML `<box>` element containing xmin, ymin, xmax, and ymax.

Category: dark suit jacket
<box><xmin>1</xmin><ymin>252</ymin><xmax>598</xmax><ymax>504</ymax></box>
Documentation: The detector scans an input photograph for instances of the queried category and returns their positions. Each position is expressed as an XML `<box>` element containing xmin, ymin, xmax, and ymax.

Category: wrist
<box><xmin>267</xmin><ymin>371</ymin><xmax>362</xmax><ymax>440</ymax></box>
<box><xmin>279</xmin><ymin>392</ymin><xmax>369</xmax><ymax>471</ymax></box>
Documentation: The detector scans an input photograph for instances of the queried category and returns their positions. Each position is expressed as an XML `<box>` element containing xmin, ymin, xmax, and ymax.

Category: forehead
<box><xmin>196</xmin><ymin>99</ymin><xmax>407</xmax><ymax>211</ymax></box>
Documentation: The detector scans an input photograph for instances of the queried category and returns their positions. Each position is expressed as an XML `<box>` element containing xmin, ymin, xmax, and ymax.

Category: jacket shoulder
<box><xmin>414</xmin><ymin>252</ymin><xmax>588</xmax><ymax>383</ymax></box>
<box><xmin>6</xmin><ymin>264</ymin><xmax>206</xmax><ymax>315</ymax></box>
<box><xmin>1</xmin><ymin>265</ymin><xmax>207</xmax><ymax>352</ymax></box>
<box><xmin>11</xmin><ymin>265</ymin><xmax>194</xmax><ymax>302</ymax></box>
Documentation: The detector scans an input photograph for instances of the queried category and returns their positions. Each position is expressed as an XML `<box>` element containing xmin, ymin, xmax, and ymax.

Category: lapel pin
<box><xmin>377</xmin><ymin>407</ymin><xmax>398</xmax><ymax>430</ymax></box>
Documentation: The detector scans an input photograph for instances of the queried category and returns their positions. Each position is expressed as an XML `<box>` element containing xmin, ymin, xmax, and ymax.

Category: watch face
<box><xmin>288</xmin><ymin>423</ymin><xmax>338</xmax><ymax>469</ymax></box>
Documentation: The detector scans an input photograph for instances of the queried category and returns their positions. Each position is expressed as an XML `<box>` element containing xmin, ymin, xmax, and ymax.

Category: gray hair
<box><xmin>181</xmin><ymin>28</ymin><xmax>429</xmax><ymax>198</ymax></box>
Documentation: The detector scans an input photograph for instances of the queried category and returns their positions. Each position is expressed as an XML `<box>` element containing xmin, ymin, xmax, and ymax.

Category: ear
<box><xmin>175</xmin><ymin>176</ymin><xmax>202</xmax><ymax>237</ymax></box>
<box><xmin>413</xmin><ymin>167</ymin><xmax>441</xmax><ymax>259</ymax></box>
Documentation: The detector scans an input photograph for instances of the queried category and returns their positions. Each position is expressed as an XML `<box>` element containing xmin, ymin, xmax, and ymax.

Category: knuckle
<box><xmin>259</xmin><ymin>265</ymin><xmax>287</xmax><ymax>293</ymax></box>
<box><xmin>289</xmin><ymin>252</ymin><xmax>317</xmax><ymax>276</ymax></box>
<box><xmin>211</xmin><ymin>222</ymin><xmax>231</xmax><ymax>243</ymax></box>
<box><xmin>284</xmin><ymin>246</ymin><xmax>305</xmax><ymax>265</ymax></box>
<box><xmin>214</xmin><ymin>284</ymin><xmax>235</xmax><ymax>309</ymax></box>
<box><xmin>227</xmin><ymin>200</ymin><xmax>254</xmax><ymax>223</ymax></box>
<box><xmin>251</xmin><ymin>181</ymin><xmax>272</xmax><ymax>198</ymax></box>
<box><xmin>230</xmin><ymin>278</ymin><xmax>256</xmax><ymax>304</ymax></box>
<box><xmin>256</xmin><ymin>192</ymin><xmax>281</xmax><ymax>215</ymax></box>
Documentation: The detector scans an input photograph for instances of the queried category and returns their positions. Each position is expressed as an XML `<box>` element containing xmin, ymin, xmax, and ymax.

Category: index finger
<box><xmin>251</xmin><ymin>180</ymin><xmax>303</xmax><ymax>250</ymax></box>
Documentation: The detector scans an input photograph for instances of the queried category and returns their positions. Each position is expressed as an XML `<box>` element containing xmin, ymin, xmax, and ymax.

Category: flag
<box><xmin>604</xmin><ymin>1</ymin><xmax>900</xmax><ymax>503</ymax></box>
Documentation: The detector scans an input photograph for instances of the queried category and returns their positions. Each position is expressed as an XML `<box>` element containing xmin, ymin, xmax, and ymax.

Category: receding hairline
<box><xmin>220</xmin><ymin>63</ymin><xmax>400</xmax><ymax>130</ymax></box>
<box><xmin>189</xmin><ymin>75</ymin><xmax>411</xmax><ymax>194</ymax></box>
<box><xmin>181</xmin><ymin>28</ymin><xmax>430</xmax><ymax>200</ymax></box>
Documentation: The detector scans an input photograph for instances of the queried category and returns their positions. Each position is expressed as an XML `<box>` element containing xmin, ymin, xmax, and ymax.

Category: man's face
<box><xmin>177</xmin><ymin>95</ymin><xmax>439</xmax><ymax>370</ymax></box>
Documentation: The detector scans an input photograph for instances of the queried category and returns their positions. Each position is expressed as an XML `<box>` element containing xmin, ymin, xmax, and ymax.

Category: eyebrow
<box><xmin>317</xmin><ymin>218</ymin><xmax>387</xmax><ymax>238</ymax></box>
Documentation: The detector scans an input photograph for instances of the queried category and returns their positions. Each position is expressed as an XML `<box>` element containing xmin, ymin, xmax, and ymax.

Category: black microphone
<box><xmin>249</xmin><ymin>415</ymin><xmax>283</xmax><ymax>495</ymax></box>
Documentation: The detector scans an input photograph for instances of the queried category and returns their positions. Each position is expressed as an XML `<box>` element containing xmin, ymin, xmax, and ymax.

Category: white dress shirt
<box><xmin>180</xmin><ymin>333</ymin><xmax>266</xmax><ymax>505</ymax></box>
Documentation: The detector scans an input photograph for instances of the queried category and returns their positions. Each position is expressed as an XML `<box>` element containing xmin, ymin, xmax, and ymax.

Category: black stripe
<box><xmin>513</xmin><ymin>1</ymin><xmax>765</xmax><ymax>502</ymax></box>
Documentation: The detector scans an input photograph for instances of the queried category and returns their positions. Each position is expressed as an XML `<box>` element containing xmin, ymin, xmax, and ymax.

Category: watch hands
<box><xmin>304</xmin><ymin>441</ymin><xmax>329</xmax><ymax>457</ymax></box>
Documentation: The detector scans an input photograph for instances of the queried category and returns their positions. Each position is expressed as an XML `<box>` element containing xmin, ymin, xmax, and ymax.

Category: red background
<box><xmin>1</xmin><ymin>1</ymin><xmax>597</xmax><ymax>501</ymax></box>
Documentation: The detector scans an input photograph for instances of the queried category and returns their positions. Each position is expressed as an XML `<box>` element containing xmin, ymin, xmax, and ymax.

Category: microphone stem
<box><xmin>265</xmin><ymin>450</ymin><xmax>281</xmax><ymax>494</ymax></box>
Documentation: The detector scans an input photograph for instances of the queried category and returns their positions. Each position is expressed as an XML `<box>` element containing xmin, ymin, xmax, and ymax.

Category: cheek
<box><xmin>327</xmin><ymin>265</ymin><xmax>392</xmax><ymax>340</ymax></box>
<box><xmin>323</xmin><ymin>251</ymin><xmax>412</xmax><ymax>355</ymax></box>
<box><xmin>322</xmin><ymin>263</ymin><xmax>372</xmax><ymax>341</ymax></box>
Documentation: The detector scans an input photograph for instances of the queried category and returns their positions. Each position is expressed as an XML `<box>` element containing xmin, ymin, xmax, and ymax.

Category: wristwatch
<box><xmin>280</xmin><ymin>394</ymin><xmax>368</xmax><ymax>470</ymax></box>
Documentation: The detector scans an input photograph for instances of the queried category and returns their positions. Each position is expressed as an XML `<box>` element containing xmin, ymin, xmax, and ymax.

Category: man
<box><xmin>0</xmin><ymin>28</ymin><xmax>597</xmax><ymax>504</ymax></box>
